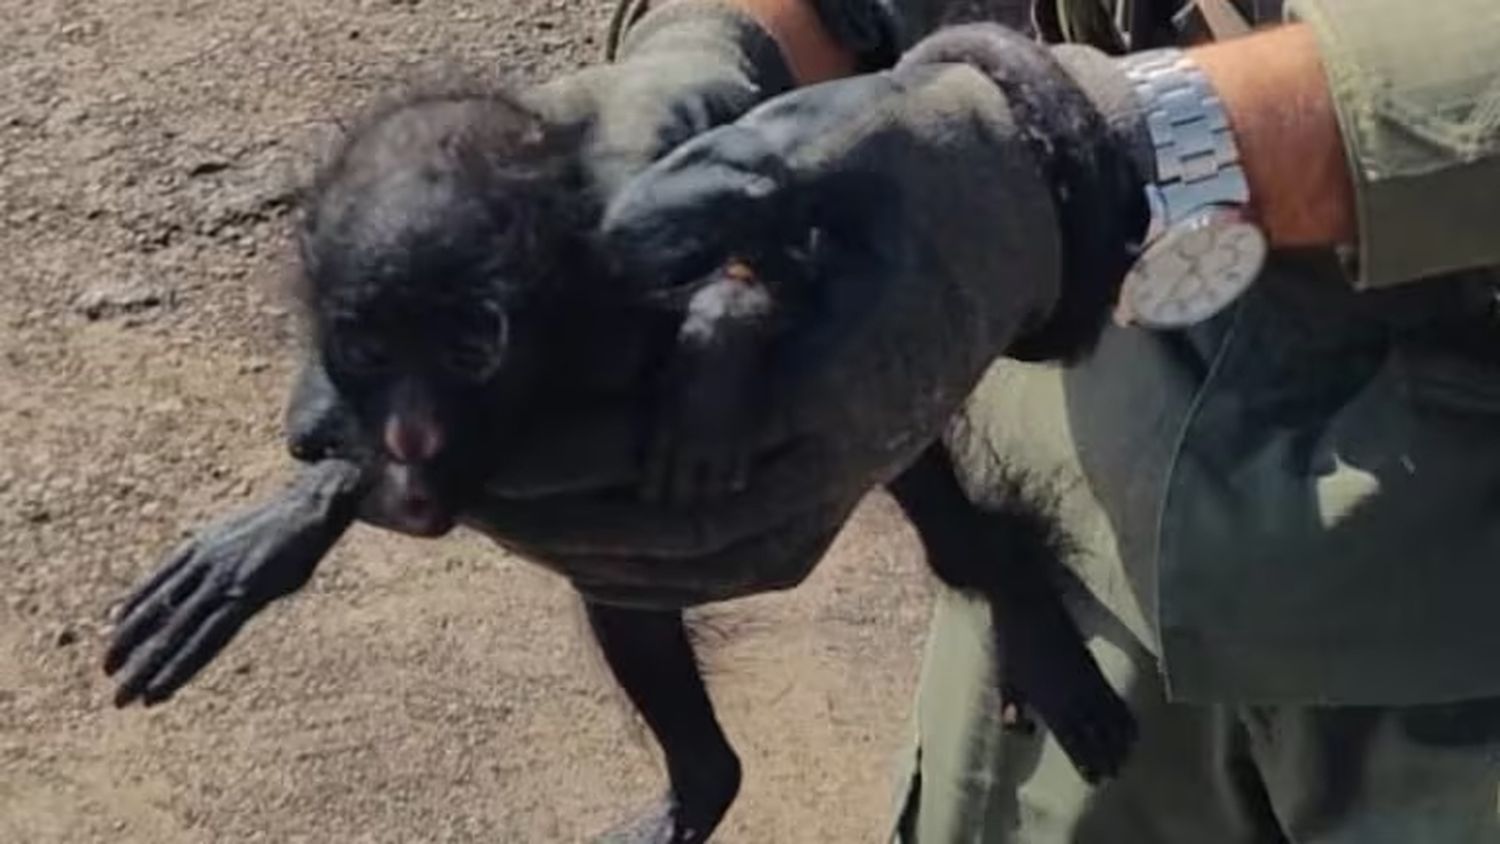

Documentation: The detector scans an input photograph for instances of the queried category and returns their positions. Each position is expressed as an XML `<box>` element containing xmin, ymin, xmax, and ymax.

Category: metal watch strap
<box><xmin>1120</xmin><ymin>48</ymin><xmax>1250</xmax><ymax>235</ymax></box>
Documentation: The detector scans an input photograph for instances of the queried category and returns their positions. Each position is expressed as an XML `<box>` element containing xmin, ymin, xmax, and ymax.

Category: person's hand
<box><xmin>104</xmin><ymin>461</ymin><xmax>364</xmax><ymax>706</ymax></box>
<box><xmin>602</xmin><ymin>22</ymin><xmax>1151</xmax><ymax>362</ymax></box>
<box><xmin>469</xmin><ymin>25</ymin><xmax>1154</xmax><ymax>608</ymax></box>
<box><xmin>522</xmin><ymin>1</ymin><xmax>797</xmax><ymax>201</ymax></box>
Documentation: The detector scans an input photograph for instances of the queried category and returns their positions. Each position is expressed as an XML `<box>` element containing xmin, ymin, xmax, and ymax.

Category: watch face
<box><xmin>1119</xmin><ymin>208</ymin><xmax>1267</xmax><ymax>329</ymax></box>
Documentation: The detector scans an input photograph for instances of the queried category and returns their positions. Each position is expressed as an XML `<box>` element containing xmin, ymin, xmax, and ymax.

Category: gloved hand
<box><xmin>472</xmin><ymin>24</ymin><xmax>1156</xmax><ymax>608</ymax></box>
<box><xmin>522</xmin><ymin>0</ymin><xmax>795</xmax><ymax>200</ymax></box>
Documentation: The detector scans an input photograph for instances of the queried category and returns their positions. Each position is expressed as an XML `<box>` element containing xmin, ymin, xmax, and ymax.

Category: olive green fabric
<box><xmin>893</xmin><ymin>584</ymin><xmax>1500</xmax><ymax>843</ymax></box>
<box><xmin>894</xmin><ymin>0</ymin><xmax>1500</xmax><ymax>838</ymax></box>
<box><xmin>924</xmin><ymin>0</ymin><xmax>1500</xmax><ymax>709</ymax></box>
<box><xmin>1290</xmin><ymin>0</ymin><xmax>1500</xmax><ymax>289</ymax></box>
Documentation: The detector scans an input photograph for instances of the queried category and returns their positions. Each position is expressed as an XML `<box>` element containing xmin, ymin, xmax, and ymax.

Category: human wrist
<box><xmin>1189</xmin><ymin>23</ymin><xmax>1354</xmax><ymax>248</ymax></box>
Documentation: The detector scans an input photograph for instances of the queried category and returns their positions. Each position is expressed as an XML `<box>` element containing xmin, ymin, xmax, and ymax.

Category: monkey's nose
<box><xmin>384</xmin><ymin>417</ymin><xmax>444</xmax><ymax>464</ymax></box>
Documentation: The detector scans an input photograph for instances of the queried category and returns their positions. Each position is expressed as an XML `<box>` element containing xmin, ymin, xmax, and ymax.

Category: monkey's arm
<box><xmin>105</xmin><ymin>458</ymin><xmax>364</xmax><ymax>707</ymax></box>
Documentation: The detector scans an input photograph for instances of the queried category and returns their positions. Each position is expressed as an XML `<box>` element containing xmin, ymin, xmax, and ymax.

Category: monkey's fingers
<box><xmin>140</xmin><ymin>605</ymin><xmax>249</xmax><ymax>706</ymax></box>
<box><xmin>1054</xmin><ymin>705</ymin><xmax>1129</xmax><ymax>784</ymax></box>
<box><xmin>112</xmin><ymin>577</ymin><xmax>228</xmax><ymax>707</ymax></box>
<box><xmin>640</xmin><ymin>425</ymin><xmax>677</xmax><ymax>506</ymax></box>
<box><xmin>104</xmin><ymin>560</ymin><xmax>208</xmax><ymax>675</ymax></box>
<box><xmin>113</xmin><ymin>538</ymin><xmax>198</xmax><ymax>625</ymax></box>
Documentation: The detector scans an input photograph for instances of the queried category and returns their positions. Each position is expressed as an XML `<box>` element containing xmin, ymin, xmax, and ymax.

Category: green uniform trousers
<box><xmin>894</xmin><ymin>580</ymin><xmax>1500</xmax><ymax>843</ymax></box>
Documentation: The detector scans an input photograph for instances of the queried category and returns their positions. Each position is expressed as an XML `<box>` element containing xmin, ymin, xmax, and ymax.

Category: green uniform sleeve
<box><xmin>1287</xmin><ymin>0</ymin><xmax>1500</xmax><ymax>289</ymax></box>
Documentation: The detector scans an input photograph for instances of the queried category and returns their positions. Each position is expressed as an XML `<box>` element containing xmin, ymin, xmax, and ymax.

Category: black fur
<box><xmin>289</xmin><ymin>88</ymin><xmax>1137</xmax><ymax>840</ymax></box>
<box><xmin>116</xmin><ymin>87</ymin><xmax>1137</xmax><ymax>844</ymax></box>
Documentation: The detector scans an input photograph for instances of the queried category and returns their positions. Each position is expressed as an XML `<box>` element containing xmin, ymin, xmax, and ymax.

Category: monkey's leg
<box><xmin>585</xmin><ymin>602</ymin><xmax>741</xmax><ymax>844</ymax></box>
<box><xmin>886</xmin><ymin>444</ymin><xmax>1138</xmax><ymax>784</ymax></box>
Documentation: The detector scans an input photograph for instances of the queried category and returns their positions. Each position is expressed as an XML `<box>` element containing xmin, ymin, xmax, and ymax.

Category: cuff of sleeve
<box><xmin>1287</xmin><ymin>0</ymin><xmax>1500</xmax><ymax>289</ymax></box>
<box><xmin>609</xmin><ymin>1</ymin><xmax>796</xmax><ymax>95</ymax></box>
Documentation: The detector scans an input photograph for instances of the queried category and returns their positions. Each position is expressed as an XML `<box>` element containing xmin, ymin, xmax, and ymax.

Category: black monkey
<box><xmin>105</xmin><ymin>91</ymin><xmax>1135</xmax><ymax>843</ymax></box>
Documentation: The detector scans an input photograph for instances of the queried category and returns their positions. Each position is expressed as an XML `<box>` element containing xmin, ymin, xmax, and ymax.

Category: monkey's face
<box><xmin>319</xmin><ymin>293</ymin><xmax>534</xmax><ymax>537</ymax></box>
<box><xmin>295</xmin><ymin>92</ymin><xmax>597</xmax><ymax>534</ymax></box>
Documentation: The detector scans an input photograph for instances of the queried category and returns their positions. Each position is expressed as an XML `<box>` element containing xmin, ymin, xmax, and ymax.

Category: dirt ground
<box><xmin>0</xmin><ymin>1</ymin><xmax>949</xmax><ymax>841</ymax></box>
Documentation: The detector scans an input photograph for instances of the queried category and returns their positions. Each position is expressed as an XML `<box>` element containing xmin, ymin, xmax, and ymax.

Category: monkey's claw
<box><xmin>595</xmin><ymin>797</ymin><xmax>685</xmax><ymax>844</ymax></box>
<box><xmin>597</xmin><ymin>791</ymin><xmax>732</xmax><ymax>844</ymax></box>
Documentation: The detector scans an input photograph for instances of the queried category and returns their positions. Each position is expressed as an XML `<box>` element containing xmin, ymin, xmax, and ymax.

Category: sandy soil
<box><xmin>0</xmin><ymin>1</ymin><xmax>954</xmax><ymax>841</ymax></box>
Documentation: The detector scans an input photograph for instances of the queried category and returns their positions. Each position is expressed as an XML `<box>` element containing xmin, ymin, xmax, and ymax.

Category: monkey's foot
<box><xmin>596</xmin><ymin>794</ymin><xmax>728</xmax><ymax>844</ymax></box>
<box><xmin>596</xmin><ymin>753</ymin><xmax>739</xmax><ymax>844</ymax></box>
<box><xmin>995</xmin><ymin>597</ymin><xmax>1138</xmax><ymax>785</ymax></box>
<box><xmin>595</xmin><ymin>797</ymin><xmax>689</xmax><ymax>844</ymax></box>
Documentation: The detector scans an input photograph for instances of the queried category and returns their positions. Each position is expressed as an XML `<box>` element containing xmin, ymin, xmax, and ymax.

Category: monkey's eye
<box><xmin>330</xmin><ymin>333</ymin><xmax>393</xmax><ymax>378</ymax></box>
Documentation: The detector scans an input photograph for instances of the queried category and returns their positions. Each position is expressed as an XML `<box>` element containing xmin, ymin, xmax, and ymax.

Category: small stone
<box><xmin>60</xmin><ymin>20</ymin><xmax>101</xmax><ymax>41</ymax></box>
<box><xmin>55</xmin><ymin>627</ymin><xmax>78</xmax><ymax>648</ymax></box>
<box><xmin>74</xmin><ymin>280</ymin><xmax>170</xmax><ymax>320</ymax></box>
<box><xmin>187</xmin><ymin>159</ymin><xmax>230</xmax><ymax>178</ymax></box>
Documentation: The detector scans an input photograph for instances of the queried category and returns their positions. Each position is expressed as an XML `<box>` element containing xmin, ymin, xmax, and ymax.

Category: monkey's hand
<box><xmin>286</xmin><ymin>357</ymin><xmax>365</xmax><ymax>464</ymax></box>
<box><xmin>104</xmin><ymin>460</ymin><xmax>364</xmax><ymax>707</ymax></box>
<box><xmin>643</xmin><ymin>267</ymin><xmax>774</xmax><ymax>506</ymax></box>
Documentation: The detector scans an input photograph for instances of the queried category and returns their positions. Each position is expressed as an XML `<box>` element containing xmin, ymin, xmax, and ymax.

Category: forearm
<box><xmin>665</xmin><ymin>6</ymin><xmax>1359</xmax><ymax>248</ymax></box>
<box><xmin>1190</xmin><ymin>23</ymin><xmax>1355</xmax><ymax>248</ymax></box>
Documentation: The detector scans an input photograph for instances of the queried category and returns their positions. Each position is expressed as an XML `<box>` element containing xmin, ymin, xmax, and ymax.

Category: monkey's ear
<box><xmin>290</xmin><ymin>215</ymin><xmax>322</xmax><ymax>300</ymax></box>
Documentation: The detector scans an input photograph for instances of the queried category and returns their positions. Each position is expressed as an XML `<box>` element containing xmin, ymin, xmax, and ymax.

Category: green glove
<box><xmin>523</xmin><ymin>1</ymin><xmax>794</xmax><ymax>199</ymax></box>
<box><xmin>474</xmin><ymin>24</ymin><xmax>1154</xmax><ymax>608</ymax></box>
<box><xmin>602</xmin><ymin>23</ymin><xmax>1150</xmax><ymax>361</ymax></box>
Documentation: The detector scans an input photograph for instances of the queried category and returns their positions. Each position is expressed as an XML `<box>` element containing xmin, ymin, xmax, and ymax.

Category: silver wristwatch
<box><xmin>1114</xmin><ymin>48</ymin><xmax>1268</xmax><ymax>329</ymax></box>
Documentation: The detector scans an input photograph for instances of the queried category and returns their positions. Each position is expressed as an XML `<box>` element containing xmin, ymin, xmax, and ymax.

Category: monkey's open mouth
<box><xmin>387</xmin><ymin>493</ymin><xmax>456</xmax><ymax>537</ymax></box>
<box><xmin>363</xmin><ymin>464</ymin><xmax>458</xmax><ymax>538</ymax></box>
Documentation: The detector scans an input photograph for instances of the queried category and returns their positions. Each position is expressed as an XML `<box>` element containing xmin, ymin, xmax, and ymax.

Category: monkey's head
<box><xmin>296</xmin><ymin>91</ymin><xmax>594</xmax><ymax>536</ymax></box>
